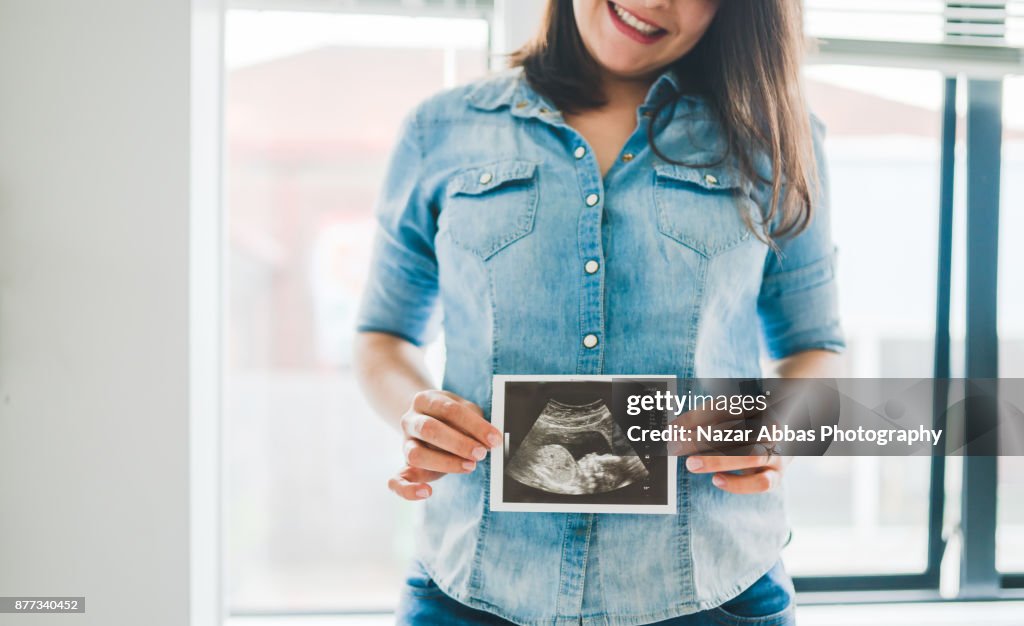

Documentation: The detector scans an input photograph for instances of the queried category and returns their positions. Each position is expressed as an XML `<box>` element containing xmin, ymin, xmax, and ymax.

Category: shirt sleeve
<box><xmin>355</xmin><ymin>111</ymin><xmax>441</xmax><ymax>346</ymax></box>
<box><xmin>756</xmin><ymin>115</ymin><xmax>846</xmax><ymax>360</ymax></box>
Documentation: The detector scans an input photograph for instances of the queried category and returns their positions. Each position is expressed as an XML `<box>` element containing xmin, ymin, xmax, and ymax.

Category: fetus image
<box><xmin>505</xmin><ymin>398</ymin><xmax>649</xmax><ymax>495</ymax></box>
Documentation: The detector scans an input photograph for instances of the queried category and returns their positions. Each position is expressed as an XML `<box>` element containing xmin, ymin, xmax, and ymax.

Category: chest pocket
<box><xmin>442</xmin><ymin>159</ymin><xmax>539</xmax><ymax>260</ymax></box>
<box><xmin>653</xmin><ymin>162</ymin><xmax>754</xmax><ymax>257</ymax></box>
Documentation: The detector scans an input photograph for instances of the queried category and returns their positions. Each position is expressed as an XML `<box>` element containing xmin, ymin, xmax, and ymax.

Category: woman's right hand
<box><xmin>387</xmin><ymin>389</ymin><xmax>502</xmax><ymax>501</ymax></box>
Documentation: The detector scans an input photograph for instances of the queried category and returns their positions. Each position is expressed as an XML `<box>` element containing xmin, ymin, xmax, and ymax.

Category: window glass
<box><xmin>997</xmin><ymin>75</ymin><xmax>1024</xmax><ymax>574</ymax></box>
<box><xmin>224</xmin><ymin>9</ymin><xmax>489</xmax><ymax>612</ymax></box>
<box><xmin>782</xmin><ymin>66</ymin><xmax>944</xmax><ymax>576</ymax></box>
<box><xmin>223</xmin><ymin>17</ymin><xmax>966</xmax><ymax>598</ymax></box>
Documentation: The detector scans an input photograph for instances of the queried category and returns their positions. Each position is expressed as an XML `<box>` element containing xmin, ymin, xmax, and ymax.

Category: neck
<box><xmin>598</xmin><ymin>70</ymin><xmax>657</xmax><ymax>111</ymax></box>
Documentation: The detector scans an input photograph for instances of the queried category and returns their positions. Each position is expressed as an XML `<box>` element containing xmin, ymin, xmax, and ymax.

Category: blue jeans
<box><xmin>396</xmin><ymin>560</ymin><xmax>796</xmax><ymax>626</ymax></box>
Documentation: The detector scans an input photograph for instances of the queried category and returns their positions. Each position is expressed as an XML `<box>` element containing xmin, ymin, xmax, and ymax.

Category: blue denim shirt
<box><xmin>357</xmin><ymin>69</ymin><xmax>844</xmax><ymax>626</ymax></box>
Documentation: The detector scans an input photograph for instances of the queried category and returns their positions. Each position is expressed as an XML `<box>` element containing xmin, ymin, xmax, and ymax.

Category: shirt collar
<box><xmin>465</xmin><ymin>66</ymin><xmax>700</xmax><ymax>117</ymax></box>
<box><xmin>465</xmin><ymin>69</ymin><xmax>526</xmax><ymax>111</ymax></box>
<box><xmin>646</xmin><ymin>67</ymin><xmax>682</xmax><ymax>104</ymax></box>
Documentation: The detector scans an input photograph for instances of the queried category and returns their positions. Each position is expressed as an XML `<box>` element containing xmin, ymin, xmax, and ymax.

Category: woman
<box><xmin>354</xmin><ymin>0</ymin><xmax>844</xmax><ymax>624</ymax></box>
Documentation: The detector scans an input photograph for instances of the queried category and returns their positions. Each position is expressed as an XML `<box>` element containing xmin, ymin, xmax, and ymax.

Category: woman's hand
<box><xmin>685</xmin><ymin>454</ymin><xmax>790</xmax><ymax>494</ymax></box>
<box><xmin>387</xmin><ymin>389</ymin><xmax>502</xmax><ymax>501</ymax></box>
<box><xmin>680</xmin><ymin>348</ymin><xmax>831</xmax><ymax>494</ymax></box>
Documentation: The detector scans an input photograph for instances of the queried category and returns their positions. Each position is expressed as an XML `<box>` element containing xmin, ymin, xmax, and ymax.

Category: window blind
<box><xmin>805</xmin><ymin>0</ymin><xmax>1024</xmax><ymax>75</ymax></box>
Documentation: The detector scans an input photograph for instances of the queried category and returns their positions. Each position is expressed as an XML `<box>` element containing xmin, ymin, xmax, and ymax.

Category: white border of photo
<box><xmin>490</xmin><ymin>374</ymin><xmax>678</xmax><ymax>515</ymax></box>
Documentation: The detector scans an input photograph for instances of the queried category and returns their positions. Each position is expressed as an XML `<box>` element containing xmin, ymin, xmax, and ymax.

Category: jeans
<box><xmin>396</xmin><ymin>559</ymin><xmax>796</xmax><ymax>626</ymax></box>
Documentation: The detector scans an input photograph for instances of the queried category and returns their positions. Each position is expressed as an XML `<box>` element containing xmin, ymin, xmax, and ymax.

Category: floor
<box><xmin>228</xmin><ymin>600</ymin><xmax>1024</xmax><ymax>626</ymax></box>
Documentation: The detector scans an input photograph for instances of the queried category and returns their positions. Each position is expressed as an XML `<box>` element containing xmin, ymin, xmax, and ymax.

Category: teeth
<box><xmin>612</xmin><ymin>3</ymin><xmax>661</xmax><ymax>35</ymax></box>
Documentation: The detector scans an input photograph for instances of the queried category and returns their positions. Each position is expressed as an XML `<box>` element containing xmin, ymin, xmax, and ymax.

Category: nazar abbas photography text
<box><xmin>624</xmin><ymin>390</ymin><xmax>943</xmax><ymax>448</ymax></box>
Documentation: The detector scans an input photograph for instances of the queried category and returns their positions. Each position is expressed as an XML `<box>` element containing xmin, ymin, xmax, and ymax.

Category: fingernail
<box><xmin>686</xmin><ymin>457</ymin><xmax>703</xmax><ymax>471</ymax></box>
<box><xmin>472</xmin><ymin>446</ymin><xmax>487</xmax><ymax>461</ymax></box>
<box><xmin>487</xmin><ymin>433</ymin><xmax>501</xmax><ymax>448</ymax></box>
<box><xmin>415</xmin><ymin>488</ymin><xmax>430</xmax><ymax>498</ymax></box>
<box><xmin>712</xmin><ymin>474</ymin><xmax>725</xmax><ymax>488</ymax></box>
<box><xmin>462</xmin><ymin>461</ymin><xmax>476</xmax><ymax>471</ymax></box>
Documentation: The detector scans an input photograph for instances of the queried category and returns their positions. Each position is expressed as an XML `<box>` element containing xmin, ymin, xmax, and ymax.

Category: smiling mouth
<box><xmin>607</xmin><ymin>1</ymin><xmax>668</xmax><ymax>43</ymax></box>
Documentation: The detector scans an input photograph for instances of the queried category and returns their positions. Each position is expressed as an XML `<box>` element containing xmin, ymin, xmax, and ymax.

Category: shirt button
<box><xmin>621</xmin><ymin>153</ymin><xmax>634</xmax><ymax>162</ymax></box>
<box><xmin>583</xmin><ymin>334</ymin><xmax>599</xmax><ymax>349</ymax></box>
<box><xmin>479</xmin><ymin>172</ymin><xmax>493</xmax><ymax>185</ymax></box>
<box><xmin>704</xmin><ymin>173</ymin><xmax>718</xmax><ymax>186</ymax></box>
<box><xmin>574</xmin><ymin>146</ymin><xmax>586</xmax><ymax>159</ymax></box>
<box><xmin>585</xmin><ymin>193</ymin><xmax>599</xmax><ymax>207</ymax></box>
<box><xmin>584</xmin><ymin>260</ymin><xmax>600</xmax><ymax>274</ymax></box>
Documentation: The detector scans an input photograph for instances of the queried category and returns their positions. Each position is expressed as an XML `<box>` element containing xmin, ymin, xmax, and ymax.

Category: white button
<box><xmin>574</xmin><ymin>146</ymin><xmax>586</xmax><ymax>159</ymax></box>
<box><xmin>585</xmin><ymin>193</ymin><xmax>599</xmax><ymax>207</ymax></box>
<box><xmin>584</xmin><ymin>260</ymin><xmax>600</xmax><ymax>274</ymax></box>
<box><xmin>479</xmin><ymin>172</ymin><xmax>493</xmax><ymax>185</ymax></box>
<box><xmin>583</xmin><ymin>334</ymin><xmax>599</xmax><ymax>349</ymax></box>
<box><xmin>704</xmin><ymin>173</ymin><xmax>718</xmax><ymax>186</ymax></box>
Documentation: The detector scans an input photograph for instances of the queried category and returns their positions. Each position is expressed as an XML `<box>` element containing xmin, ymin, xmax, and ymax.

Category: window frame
<box><xmin>791</xmin><ymin>71</ymin><xmax>955</xmax><ymax>600</ymax></box>
<box><xmin>796</xmin><ymin>0</ymin><xmax>1023</xmax><ymax>598</ymax></box>
<box><xmin>218</xmin><ymin>0</ymin><xmax>1024</xmax><ymax>616</ymax></box>
<box><xmin>792</xmin><ymin>71</ymin><xmax>1022</xmax><ymax>602</ymax></box>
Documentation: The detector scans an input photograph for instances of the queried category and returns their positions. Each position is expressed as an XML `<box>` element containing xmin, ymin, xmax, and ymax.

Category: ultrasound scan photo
<box><xmin>505</xmin><ymin>398</ymin><xmax>649</xmax><ymax>495</ymax></box>
<box><xmin>490</xmin><ymin>376</ymin><xmax>677</xmax><ymax>514</ymax></box>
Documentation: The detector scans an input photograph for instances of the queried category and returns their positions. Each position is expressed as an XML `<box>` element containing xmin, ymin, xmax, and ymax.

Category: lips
<box><xmin>607</xmin><ymin>1</ymin><xmax>668</xmax><ymax>44</ymax></box>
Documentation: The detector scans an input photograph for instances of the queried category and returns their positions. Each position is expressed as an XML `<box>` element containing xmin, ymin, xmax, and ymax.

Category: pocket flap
<box><xmin>654</xmin><ymin>162</ymin><xmax>745</xmax><ymax>190</ymax></box>
<box><xmin>448</xmin><ymin>160</ymin><xmax>538</xmax><ymax>196</ymax></box>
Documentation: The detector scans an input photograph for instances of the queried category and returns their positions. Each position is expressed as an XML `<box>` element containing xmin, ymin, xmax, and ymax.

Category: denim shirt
<box><xmin>357</xmin><ymin>69</ymin><xmax>844</xmax><ymax>626</ymax></box>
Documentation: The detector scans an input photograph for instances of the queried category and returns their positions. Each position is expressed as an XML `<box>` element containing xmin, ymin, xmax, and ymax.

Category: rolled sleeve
<box><xmin>757</xmin><ymin>115</ymin><xmax>846</xmax><ymax>360</ymax></box>
<box><xmin>355</xmin><ymin>111</ymin><xmax>441</xmax><ymax>346</ymax></box>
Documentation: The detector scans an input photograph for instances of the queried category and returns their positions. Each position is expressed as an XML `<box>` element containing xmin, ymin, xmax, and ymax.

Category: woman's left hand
<box><xmin>685</xmin><ymin>455</ymin><xmax>790</xmax><ymax>494</ymax></box>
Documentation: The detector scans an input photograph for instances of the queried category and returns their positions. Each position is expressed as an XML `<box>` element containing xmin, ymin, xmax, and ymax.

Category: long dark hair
<box><xmin>510</xmin><ymin>0</ymin><xmax>817</xmax><ymax>242</ymax></box>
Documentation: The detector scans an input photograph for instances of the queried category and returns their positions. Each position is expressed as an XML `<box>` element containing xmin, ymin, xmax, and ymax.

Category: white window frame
<box><xmin>191</xmin><ymin>0</ymin><xmax>226</xmax><ymax>625</ymax></box>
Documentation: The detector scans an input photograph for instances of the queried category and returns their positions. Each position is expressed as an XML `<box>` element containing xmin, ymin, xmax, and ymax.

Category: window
<box><xmin>223</xmin><ymin>8</ymin><xmax>489</xmax><ymax>613</ymax></box>
<box><xmin>221</xmin><ymin>0</ymin><xmax>1023</xmax><ymax>614</ymax></box>
<box><xmin>795</xmin><ymin>1</ymin><xmax>1024</xmax><ymax>596</ymax></box>
<box><xmin>996</xmin><ymin>74</ymin><xmax>1024</xmax><ymax>576</ymax></box>
<box><xmin>807</xmin><ymin>0</ymin><xmax>1024</xmax><ymax>46</ymax></box>
<box><xmin>782</xmin><ymin>66</ymin><xmax>943</xmax><ymax>578</ymax></box>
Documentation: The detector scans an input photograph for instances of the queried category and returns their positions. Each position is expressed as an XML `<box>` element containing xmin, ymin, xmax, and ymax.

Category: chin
<box><xmin>589</xmin><ymin>36</ymin><xmax>679</xmax><ymax>80</ymax></box>
<box><xmin>593</xmin><ymin>54</ymin><xmax>661</xmax><ymax>80</ymax></box>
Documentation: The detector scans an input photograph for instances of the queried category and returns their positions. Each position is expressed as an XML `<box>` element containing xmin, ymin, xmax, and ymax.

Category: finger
<box><xmin>402</xmin><ymin>413</ymin><xmax>489</xmax><ymax>462</ymax></box>
<box><xmin>387</xmin><ymin>465</ymin><xmax>444</xmax><ymax>500</ymax></box>
<box><xmin>666</xmin><ymin>416</ymin><xmax>763</xmax><ymax>457</ymax></box>
<box><xmin>685</xmin><ymin>454</ymin><xmax>774</xmax><ymax>473</ymax></box>
<box><xmin>669</xmin><ymin>436</ymin><xmax>761</xmax><ymax>457</ymax></box>
<box><xmin>401</xmin><ymin>465</ymin><xmax>445</xmax><ymax>483</ymax></box>
<box><xmin>404</xmin><ymin>439</ymin><xmax>477</xmax><ymax>474</ymax></box>
<box><xmin>673</xmin><ymin>408</ymin><xmax>763</xmax><ymax>431</ymax></box>
<box><xmin>414</xmin><ymin>390</ymin><xmax>501</xmax><ymax>449</ymax></box>
<box><xmin>710</xmin><ymin>468</ymin><xmax>781</xmax><ymax>494</ymax></box>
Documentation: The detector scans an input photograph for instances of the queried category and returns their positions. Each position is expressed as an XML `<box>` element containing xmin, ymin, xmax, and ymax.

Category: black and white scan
<box><xmin>505</xmin><ymin>397</ymin><xmax>649</xmax><ymax>495</ymax></box>
<box><xmin>491</xmin><ymin>376</ymin><xmax>677</xmax><ymax>514</ymax></box>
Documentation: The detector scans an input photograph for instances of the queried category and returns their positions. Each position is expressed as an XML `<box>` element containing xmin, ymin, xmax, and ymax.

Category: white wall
<box><xmin>0</xmin><ymin>1</ymin><xmax>214</xmax><ymax>625</ymax></box>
